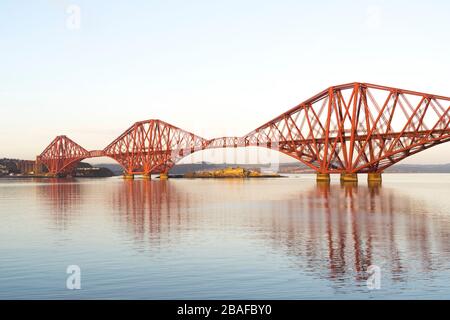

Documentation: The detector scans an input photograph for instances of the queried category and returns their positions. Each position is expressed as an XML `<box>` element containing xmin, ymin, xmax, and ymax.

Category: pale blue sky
<box><xmin>1</xmin><ymin>0</ymin><xmax>450</xmax><ymax>163</ymax></box>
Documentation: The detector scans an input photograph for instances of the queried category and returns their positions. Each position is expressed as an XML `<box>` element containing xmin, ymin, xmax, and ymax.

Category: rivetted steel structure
<box><xmin>36</xmin><ymin>82</ymin><xmax>450</xmax><ymax>182</ymax></box>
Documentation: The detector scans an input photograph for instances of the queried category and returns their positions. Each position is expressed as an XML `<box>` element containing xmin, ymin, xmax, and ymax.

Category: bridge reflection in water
<box><xmin>33</xmin><ymin>177</ymin><xmax>450</xmax><ymax>294</ymax></box>
<box><xmin>35</xmin><ymin>178</ymin><xmax>82</xmax><ymax>230</ymax></box>
<box><xmin>107</xmin><ymin>181</ymin><xmax>450</xmax><ymax>286</ymax></box>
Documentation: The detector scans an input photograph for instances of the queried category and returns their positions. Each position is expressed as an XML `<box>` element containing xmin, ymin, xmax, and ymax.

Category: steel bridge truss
<box><xmin>37</xmin><ymin>83</ymin><xmax>450</xmax><ymax>176</ymax></box>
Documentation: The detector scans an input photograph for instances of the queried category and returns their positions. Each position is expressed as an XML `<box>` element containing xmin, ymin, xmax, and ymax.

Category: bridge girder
<box><xmin>37</xmin><ymin>82</ymin><xmax>450</xmax><ymax>176</ymax></box>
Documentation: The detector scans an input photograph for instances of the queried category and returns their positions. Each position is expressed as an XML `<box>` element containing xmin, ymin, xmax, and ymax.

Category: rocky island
<box><xmin>183</xmin><ymin>167</ymin><xmax>282</xmax><ymax>178</ymax></box>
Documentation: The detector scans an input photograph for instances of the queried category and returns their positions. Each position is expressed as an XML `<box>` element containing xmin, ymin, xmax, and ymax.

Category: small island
<box><xmin>183</xmin><ymin>167</ymin><xmax>282</xmax><ymax>178</ymax></box>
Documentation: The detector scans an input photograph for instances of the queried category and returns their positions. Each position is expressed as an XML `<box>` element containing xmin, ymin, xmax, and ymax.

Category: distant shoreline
<box><xmin>2</xmin><ymin>160</ymin><xmax>450</xmax><ymax>178</ymax></box>
<box><xmin>2</xmin><ymin>172</ymin><xmax>450</xmax><ymax>180</ymax></box>
<box><xmin>0</xmin><ymin>175</ymin><xmax>112</xmax><ymax>179</ymax></box>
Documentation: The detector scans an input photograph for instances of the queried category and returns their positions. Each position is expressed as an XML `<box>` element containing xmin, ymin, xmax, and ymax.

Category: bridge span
<box><xmin>36</xmin><ymin>82</ymin><xmax>450</xmax><ymax>183</ymax></box>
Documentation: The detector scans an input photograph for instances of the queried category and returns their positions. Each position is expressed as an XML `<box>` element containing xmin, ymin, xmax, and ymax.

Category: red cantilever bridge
<box><xmin>36</xmin><ymin>82</ymin><xmax>450</xmax><ymax>182</ymax></box>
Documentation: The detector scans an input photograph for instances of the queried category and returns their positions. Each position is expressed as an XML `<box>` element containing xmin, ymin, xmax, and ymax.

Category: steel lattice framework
<box><xmin>37</xmin><ymin>135</ymin><xmax>90</xmax><ymax>176</ymax></box>
<box><xmin>220</xmin><ymin>83</ymin><xmax>450</xmax><ymax>173</ymax></box>
<box><xmin>103</xmin><ymin>119</ymin><xmax>208</xmax><ymax>175</ymax></box>
<box><xmin>37</xmin><ymin>83</ymin><xmax>450</xmax><ymax>176</ymax></box>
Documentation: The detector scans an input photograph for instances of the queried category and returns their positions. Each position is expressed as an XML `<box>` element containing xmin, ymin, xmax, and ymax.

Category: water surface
<box><xmin>1</xmin><ymin>174</ymin><xmax>450</xmax><ymax>299</ymax></box>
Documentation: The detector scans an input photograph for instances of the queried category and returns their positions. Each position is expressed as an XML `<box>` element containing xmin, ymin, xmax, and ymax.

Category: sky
<box><xmin>1</xmin><ymin>0</ymin><xmax>450</xmax><ymax>164</ymax></box>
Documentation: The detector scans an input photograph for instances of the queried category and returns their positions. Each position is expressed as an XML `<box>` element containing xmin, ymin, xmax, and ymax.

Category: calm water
<box><xmin>1</xmin><ymin>174</ymin><xmax>450</xmax><ymax>299</ymax></box>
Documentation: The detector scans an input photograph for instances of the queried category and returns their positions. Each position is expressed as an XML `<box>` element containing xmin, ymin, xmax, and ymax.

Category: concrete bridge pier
<box><xmin>123</xmin><ymin>174</ymin><xmax>134</xmax><ymax>180</ymax></box>
<box><xmin>340</xmin><ymin>173</ymin><xmax>358</xmax><ymax>182</ymax></box>
<box><xmin>367</xmin><ymin>172</ymin><xmax>382</xmax><ymax>187</ymax></box>
<box><xmin>367</xmin><ymin>172</ymin><xmax>382</xmax><ymax>182</ymax></box>
<box><xmin>143</xmin><ymin>174</ymin><xmax>151</xmax><ymax>179</ymax></box>
<box><xmin>159</xmin><ymin>173</ymin><xmax>169</xmax><ymax>180</ymax></box>
<box><xmin>316</xmin><ymin>173</ymin><xmax>330</xmax><ymax>183</ymax></box>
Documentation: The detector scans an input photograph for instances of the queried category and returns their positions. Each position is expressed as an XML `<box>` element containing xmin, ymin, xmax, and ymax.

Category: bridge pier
<box><xmin>123</xmin><ymin>174</ymin><xmax>134</xmax><ymax>180</ymax></box>
<box><xmin>159</xmin><ymin>173</ymin><xmax>169</xmax><ymax>180</ymax></box>
<box><xmin>316</xmin><ymin>173</ymin><xmax>330</xmax><ymax>183</ymax></box>
<box><xmin>367</xmin><ymin>172</ymin><xmax>382</xmax><ymax>182</ymax></box>
<box><xmin>143</xmin><ymin>174</ymin><xmax>151</xmax><ymax>179</ymax></box>
<box><xmin>340</xmin><ymin>173</ymin><xmax>358</xmax><ymax>182</ymax></box>
<box><xmin>368</xmin><ymin>172</ymin><xmax>382</xmax><ymax>187</ymax></box>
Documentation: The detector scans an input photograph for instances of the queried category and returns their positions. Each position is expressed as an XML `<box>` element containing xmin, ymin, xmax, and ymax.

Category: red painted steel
<box><xmin>37</xmin><ymin>83</ymin><xmax>450</xmax><ymax>176</ymax></box>
<box><xmin>37</xmin><ymin>135</ymin><xmax>90</xmax><ymax>176</ymax></box>
<box><xmin>234</xmin><ymin>83</ymin><xmax>450</xmax><ymax>173</ymax></box>
<box><xmin>103</xmin><ymin>119</ymin><xmax>209</xmax><ymax>175</ymax></box>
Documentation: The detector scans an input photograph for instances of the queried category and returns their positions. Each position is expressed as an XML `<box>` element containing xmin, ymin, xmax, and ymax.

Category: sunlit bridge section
<box><xmin>103</xmin><ymin>119</ymin><xmax>210</xmax><ymax>178</ymax></box>
<box><xmin>236</xmin><ymin>83</ymin><xmax>450</xmax><ymax>182</ymax></box>
<box><xmin>37</xmin><ymin>83</ymin><xmax>450</xmax><ymax>181</ymax></box>
<box><xmin>36</xmin><ymin>136</ymin><xmax>90</xmax><ymax>177</ymax></box>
